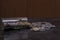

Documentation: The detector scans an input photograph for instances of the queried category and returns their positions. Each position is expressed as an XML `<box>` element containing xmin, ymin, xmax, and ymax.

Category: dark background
<box><xmin>0</xmin><ymin>0</ymin><xmax>60</xmax><ymax>18</ymax></box>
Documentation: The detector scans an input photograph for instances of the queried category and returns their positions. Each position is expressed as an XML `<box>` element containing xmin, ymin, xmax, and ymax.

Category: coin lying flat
<box><xmin>30</xmin><ymin>22</ymin><xmax>56</xmax><ymax>31</ymax></box>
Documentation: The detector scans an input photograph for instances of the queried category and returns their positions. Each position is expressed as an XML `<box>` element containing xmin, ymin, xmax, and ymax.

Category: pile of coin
<box><xmin>30</xmin><ymin>22</ymin><xmax>56</xmax><ymax>31</ymax></box>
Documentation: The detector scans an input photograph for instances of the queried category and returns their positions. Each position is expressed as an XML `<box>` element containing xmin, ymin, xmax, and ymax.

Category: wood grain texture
<box><xmin>0</xmin><ymin>0</ymin><xmax>2</xmax><ymax>18</ymax></box>
<box><xmin>0</xmin><ymin>0</ymin><xmax>60</xmax><ymax>18</ymax></box>
<box><xmin>27</xmin><ymin>0</ymin><xmax>56</xmax><ymax>18</ymax></box>
<box><xmin>56</xmin><ymin>0</ymin><xmax>60</xmax><ymax>17</ymax></box>
<box><xmin>1</xmin><ymin>0</ymin><xmax>26</xmax><ymax>18</ymax></box>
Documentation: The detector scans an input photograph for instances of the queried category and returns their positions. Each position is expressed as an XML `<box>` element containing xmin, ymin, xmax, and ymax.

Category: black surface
<box><xmin>4</xmin><ymin>18</ymin><xmax>60</xmax><ymax>40</ymax></box>
<box><xmin>4</xmin><ymin>25</ymin><xmax>60</xmax><ymax>40</ymax></box>
<box><xmin>0</xmin><ymin>18</ymin><xmax>4</xmax><ymax>40</ymax></box>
